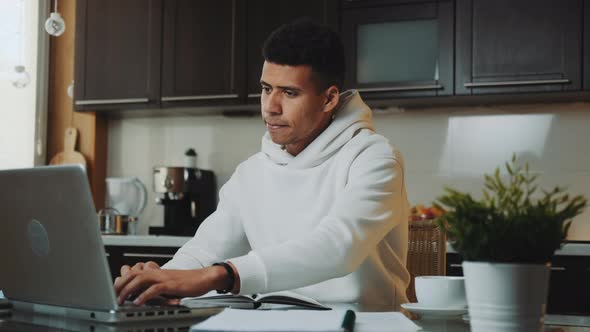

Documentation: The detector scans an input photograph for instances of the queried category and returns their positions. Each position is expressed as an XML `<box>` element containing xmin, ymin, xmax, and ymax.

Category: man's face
<box><xmin>260</xmin><ymin>61</ymin><xmax>336</xmax><ymax>156</ymax></box>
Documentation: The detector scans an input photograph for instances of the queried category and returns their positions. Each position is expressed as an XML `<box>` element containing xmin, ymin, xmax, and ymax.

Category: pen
<box><xmin>341</xmin><ymin>310</ymin><xmax>356</xmax><ymax>332</ymax></box>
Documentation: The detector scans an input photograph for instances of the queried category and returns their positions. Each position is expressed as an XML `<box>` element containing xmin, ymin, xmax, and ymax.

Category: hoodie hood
<box><xmin>261</xmin><ymin>90</ymin><xmax>374</xmax><ymax>169</ymax></box>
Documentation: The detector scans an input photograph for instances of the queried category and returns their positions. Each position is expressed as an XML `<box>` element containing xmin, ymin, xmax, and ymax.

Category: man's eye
<box><xmin>261</xmin><ymin>86</ymin><xmax>271</xmax><ymax>93</ymax></box>
<box><xmin>284</xmin><ymin>90</ymin><xmax>297</xmax><ymax>97</ymax></box>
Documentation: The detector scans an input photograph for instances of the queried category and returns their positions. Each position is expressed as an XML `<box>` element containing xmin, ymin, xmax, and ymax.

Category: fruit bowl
<box><xmin>409</xmin><ymin>204</ymin><xmax>445</xmax><ymax>222</ymax></box>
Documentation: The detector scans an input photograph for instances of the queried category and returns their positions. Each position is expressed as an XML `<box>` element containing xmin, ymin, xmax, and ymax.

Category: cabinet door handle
<box><xmin>248</xmin><ymin>93</ymin><xmax>261</xmax><ymax>98</ymax></box>
<box><xmin>75</xmin><ymin>98</ymin><xmax>149</xmax><ymax>105</ymax></box>
<box><xmin>356</xmin><ymin>84</ymin><xmax>443</xmax><ymax>93</ymax></box>
<box><xmin>550</xmin><ymin>266</ymin><xmax>566</xmax><ymax>271</ymax></box>
<box><xmin>123</xmin><ymin>253</ymin><xmax>175</xmax><ymax>259</ymax></box>
<box><xmin>449</xmin><ymin>264</ymin><xmax>463</xmax><ymax>268</ymax></box>
<box><xmin>464</xmin><ymin>79</ymin><xmax>570</xmax><ymax>88</ymax></box>
<box><xmin>161</xmin><ymin>94</ymin><xmax>239</xmax><ymax>101</ymax></box>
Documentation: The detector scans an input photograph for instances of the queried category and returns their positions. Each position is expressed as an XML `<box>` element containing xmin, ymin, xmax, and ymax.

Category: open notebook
<box><xmin>180</xmin><ymin>291</ymin><xmax>330</xmax><ymax>310</ymax></box>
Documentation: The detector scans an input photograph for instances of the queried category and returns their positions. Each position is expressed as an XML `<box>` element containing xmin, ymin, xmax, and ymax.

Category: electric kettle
<box><xmin>105</xmin><ymin>177</ymin><xmax>147</xmax><ymax>217</ymax></box>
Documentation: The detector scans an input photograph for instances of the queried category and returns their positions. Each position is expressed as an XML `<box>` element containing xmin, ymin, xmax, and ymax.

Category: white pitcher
<box><xmin>105</xmin><ymin>177</ymin><xmax>147</xmax><ymax>217</ymax></box>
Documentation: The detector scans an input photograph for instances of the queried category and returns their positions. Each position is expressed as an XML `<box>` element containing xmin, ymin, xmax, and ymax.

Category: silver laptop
<box><xmin>0</xmin><ymin>165</ymin><xmax>221</xmax><ymax>323</ymax></box>
<box><xmin>0</xmin><ymin>298</ymin><xmax>10</xmax><ymax>318</ymax></box>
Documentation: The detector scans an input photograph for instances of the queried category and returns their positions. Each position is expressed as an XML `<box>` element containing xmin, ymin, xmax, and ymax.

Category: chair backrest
<box><xmin>406</xmin><ymin>220</ymin><xmax>447</xmax><ymax>303</ymax></box>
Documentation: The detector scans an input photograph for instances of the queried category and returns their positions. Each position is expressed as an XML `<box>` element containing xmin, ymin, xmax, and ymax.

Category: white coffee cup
<box><xmin>415</xmin><ymin>276</ymin><xmax>467</xmax><ymax>308</ymax></box>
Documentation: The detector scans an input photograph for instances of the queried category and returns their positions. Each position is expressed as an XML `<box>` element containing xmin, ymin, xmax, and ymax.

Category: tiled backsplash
<box><xmin>107</xmin><ymin>101</ymin><xmax>590</xmax><ymax>240</ymax></box>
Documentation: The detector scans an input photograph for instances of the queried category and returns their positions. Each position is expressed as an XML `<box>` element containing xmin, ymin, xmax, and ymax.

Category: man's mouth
<box><xmin>265</xmin><ymin>121</ymin><xmax>288</xmax><ymax>130</ymax></box>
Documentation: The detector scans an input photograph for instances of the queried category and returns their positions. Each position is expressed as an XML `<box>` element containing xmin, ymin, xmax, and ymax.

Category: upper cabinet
<box><xmin>74</xmin><ymin>0</ymin><xmax>590</xmax><ymax>113</ymax></box>
<box><xmin>74</xmin><ymin>0</ymin><xmax>162</xmax><ymax>110</ymax></box>
<box><xmin>75</xmin><ymin>0</ymin><xmax>337</xmax><ymax>111</ymax></box>
<box><xmin>456</xmin><ymin>0</ymin><xmax>583</xmax><ymax>95</ymax></box>
<box><xmin>245</xmin><ymin>0</ymin><xmax>339</xmax><ymax>101</ymax></box>
<box><xmin>160</xmin><ymin>0</ymin><xmax>246</xmax><ymax>107</ymax></box>
<box><xmin>341</xmin><ymin>0</ymin><xmax>454</xmax><ymax>99</ymax></box>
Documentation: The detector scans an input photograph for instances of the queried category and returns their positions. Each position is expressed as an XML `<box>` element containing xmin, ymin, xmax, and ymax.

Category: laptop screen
<box><xmin>0</xmin><ymin>165</ymin><xmax>118</xmax><ymax>310</ymax></box>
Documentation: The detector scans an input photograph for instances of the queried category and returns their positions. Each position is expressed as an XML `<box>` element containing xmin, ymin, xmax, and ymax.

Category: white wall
<box><xmin>107</xmin><ymin>102</ymin><xmax>590</xmax><ymax>240</ymax></box>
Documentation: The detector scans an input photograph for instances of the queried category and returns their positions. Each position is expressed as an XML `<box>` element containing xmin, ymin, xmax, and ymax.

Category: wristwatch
<box><xmin>212</xmin><ymin>262</ymin><xmax>235</xmax><ymax>294</ymax></box>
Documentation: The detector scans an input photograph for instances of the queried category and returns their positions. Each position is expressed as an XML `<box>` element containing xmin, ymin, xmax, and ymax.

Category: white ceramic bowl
<box><xmin>415</xmin><ymin>276</ymin><xmax>467</xmax><ymax>308</ymax></box>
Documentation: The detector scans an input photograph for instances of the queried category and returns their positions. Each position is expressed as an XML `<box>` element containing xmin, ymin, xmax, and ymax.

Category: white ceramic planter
<box><xmin>463</xmin><ymin>261</ymin><xmax>551</xmax><ymax>332</ymax></box>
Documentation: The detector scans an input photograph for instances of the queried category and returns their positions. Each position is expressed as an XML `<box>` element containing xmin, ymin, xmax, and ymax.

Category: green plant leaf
<box><xmin>435</xmin><ymin>155</ymin><xmax>587</xmax><ymax>264</ymax></box>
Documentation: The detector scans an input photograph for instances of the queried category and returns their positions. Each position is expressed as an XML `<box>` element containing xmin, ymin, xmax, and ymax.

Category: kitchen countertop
<box><xmin>446</xmin><ymin>241</ymin><xmax>590</xmax><ymax>256</ymax></box>
<box><xmin>101</xmin><ymin>235</ymin><xmax>192</xmax><ymax>247</ymax></box>
<box><xmin>102</xmin><ymin>235</ymin><xmax>590</xmax><ymax>256</ymax></box>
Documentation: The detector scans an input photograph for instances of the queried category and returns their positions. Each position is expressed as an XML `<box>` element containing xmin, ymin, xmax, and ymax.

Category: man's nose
<box><xmin>262</xmin><ymin>91</ymin><xmax>281</xmax><ymax>115</ymax></box>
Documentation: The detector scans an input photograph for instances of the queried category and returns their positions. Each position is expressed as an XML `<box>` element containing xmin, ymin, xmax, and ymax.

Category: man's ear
<box><xmin>323</xmin><ymin>86</ymin><xmax>340</xmax><ymax>113</ymax></box>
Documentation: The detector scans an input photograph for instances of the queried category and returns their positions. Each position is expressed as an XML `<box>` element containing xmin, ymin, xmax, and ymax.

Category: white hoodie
<box><xmin>163</xmin><ymin>90</ymin><xmax>411</xmax><ymax>309</ymax></box>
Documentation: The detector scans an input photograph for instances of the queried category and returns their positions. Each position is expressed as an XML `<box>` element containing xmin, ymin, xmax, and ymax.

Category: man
<box><xmin>114</xmin><ymin>19</ymin><xmax>410</xmax><ymax>310</ymax></box>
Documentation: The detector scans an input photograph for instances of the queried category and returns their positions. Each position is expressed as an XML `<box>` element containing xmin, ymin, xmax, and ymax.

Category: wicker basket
<box><xmin>406</xmin><ymin>219</ymin><xmax>447</xmax><ymax>303</ymax></box>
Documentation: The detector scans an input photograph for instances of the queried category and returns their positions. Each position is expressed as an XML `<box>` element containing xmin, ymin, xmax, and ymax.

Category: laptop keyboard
<box><xmin>117</xmin><ymin>302</ymin><xmax>193</xmax><ymax>318</ymax></box>
<box><xmin>0</xmin><ymin>299</ymin><xmax>10</xmax><ymax>309</ymax></box>
<box><xmin>0</xmin><ymin>299</ymin><xmax>11</xmax><ymax>317</ymax></box>
<box><xmin>119</xmin><ymin>302</ymin><xmax>183</xmax><ymax>312</ymax></box>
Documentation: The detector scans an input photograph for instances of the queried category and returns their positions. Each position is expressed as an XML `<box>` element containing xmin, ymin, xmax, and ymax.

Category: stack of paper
<box><xmin>191</xmin><ymin>309</ymin><xmax>346</xmax><ymax>332</ymax></box>
<box><xmin>355</xmin><ymin>312</ymin><xmax>420</xmax><ymax>332</ymax></box>
<box><xmin>190</xmin><ymin>309</ymin><xmax>420</xmax><ymax>332</ymax></box>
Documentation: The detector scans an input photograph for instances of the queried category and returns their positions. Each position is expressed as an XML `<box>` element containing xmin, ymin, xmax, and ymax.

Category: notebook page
<box><xmin>191</xmin><ymin>308</ymin><xmax>347</xmax><ymax>332</ymax></box>
<box><xmin>183</xmin><ymin>290</ymin><xmax>255</xmax><ymax>301</ymax></box>
<box><xmin>180</xmin><ymin>291</ymin><xmax>258</xmax><ymax>309</ymax></box>
<box><xmin>258</xmin><ymin>290</ymin><xmax>322</xmax><ymax>305</ymax></box>
<box><xmin>256</xmin><ymin>290</ymin><xmax>330</xmax><ymax>310</ymax></box>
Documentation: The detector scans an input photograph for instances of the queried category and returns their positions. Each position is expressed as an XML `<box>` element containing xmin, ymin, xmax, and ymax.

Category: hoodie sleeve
<box><xmin>229</xmin><ymin>142</ymin><xmax>408</xmax><ymax>294</ymax></box>
<box><xmin>162</xmin><ymin>172</ymin><xmax>250</xmax><ymax>270</ymax></box>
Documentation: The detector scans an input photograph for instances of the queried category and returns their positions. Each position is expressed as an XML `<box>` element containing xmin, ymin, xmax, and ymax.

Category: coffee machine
<box><xmin>150</xmin><ymin>163</ymin><xmax>217</xmax><ymax>236</ymax></box>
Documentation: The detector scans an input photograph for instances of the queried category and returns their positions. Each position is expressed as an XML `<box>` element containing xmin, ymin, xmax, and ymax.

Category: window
<box><xmin>0</xmin><ymin>0</ymin><xmax>48</xmax><ymax>170</ymax></box>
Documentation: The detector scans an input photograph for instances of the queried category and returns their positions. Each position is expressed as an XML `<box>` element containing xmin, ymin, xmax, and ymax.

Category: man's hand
<box><xmin>114</xmin><ymin>261</ymin><xmax>172</xmax><ymax>304</ymax></box>
<box><xmin>114</xmin><ymin>261</ymin><xmax>161</xmax><ymax>286</ymax></box>
<box><xmin>113</xmin><ymin>264</ymin><xmax>229</xmax><ymax>306</ymax></box>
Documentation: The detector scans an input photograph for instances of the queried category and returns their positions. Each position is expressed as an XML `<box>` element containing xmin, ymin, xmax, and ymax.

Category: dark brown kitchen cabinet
<box><xmin>445</xmin><ymin>253</ymin><xmax>463</xmax><ymax>276</ymax></box>
<box><xmin>74</xmin><ymin>0</ymin><xmax>162</xmax><ymax>111</ymax></box>
<box><xmin>585</xmin><ymin>2</ymin><xmax>590</xmax><ymax>90</ymax></box>
<box><xmin>546</xmin><ymin>255</ymin><xmax>590</xmax><ymax>315</ymax></box>
<box><xmin>456</xmin><ymin>0</ymin><xmax>583</xmax><ymax>95</ymax></box>
<box><xmin>341</xmin><ymin>0</ymin><xmax>454</xmax><ymax>99</ymax></box>
<box><xmin>75</xmin><ymin>0</ymin><xmax>246</xmax><ymax>111</ymax></box>
<box><xmin>160</xmin><ymin>0</ymin><xmax>247</xmax><ymax>107</ymax></box>
<box><xmin>245</xmin><ymin>0</ymin><xmax>339</xmax><ymax>102</ymax></box>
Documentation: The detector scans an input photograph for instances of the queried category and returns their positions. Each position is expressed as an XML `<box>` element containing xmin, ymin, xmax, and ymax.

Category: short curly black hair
<box><xmin>262</xmin><ymin>18</ymin><xmax>345</xmax><ymax>93</ymax></box>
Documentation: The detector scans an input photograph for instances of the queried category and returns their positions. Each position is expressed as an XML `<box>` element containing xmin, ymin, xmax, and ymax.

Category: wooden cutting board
<box><xmin>49</xmin><ymin>127</ymin><xmax>87</xmax><ymax>168</ymax></box>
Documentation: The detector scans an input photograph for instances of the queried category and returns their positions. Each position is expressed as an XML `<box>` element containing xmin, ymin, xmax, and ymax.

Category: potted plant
<box><xmin>436</xmin><ymin>155</ymin><xmax>586</xmax><ymax>332</ymax></box>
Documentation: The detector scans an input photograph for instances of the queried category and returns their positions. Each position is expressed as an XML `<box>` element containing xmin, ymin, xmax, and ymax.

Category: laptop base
<box><xmin>12</xmin><ymin>300</ymin><xmax>222</xmax><ymax>323</ymax></box>
<box><xmin>8</xmin><ymin>311</ymin><xmax>212</xmax><ymax>332</ymax></box>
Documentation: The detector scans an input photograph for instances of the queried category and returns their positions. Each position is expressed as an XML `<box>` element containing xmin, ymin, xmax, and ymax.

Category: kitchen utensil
<box><xmin>49</xmin><ymin>127</ymin><xmax>86</xmax><ymax>168</ymax></box>
<box><xmin>415</xmin><ymin>276</ymin><xmax>466</xmax><ymax>309</ymax></box>
<box><xmin>400</xmin><ymin>303</ymin><xmax>468</xmax><ymax>318</ymax></box>
<box><xmin>98</xmin><ymin>208</ymin><xmax>137</xmax><ymax>235</ymax></box>
<box><xmin>105</xmin><ymin>177</ymin><xmax>147</xmax><ymax>217</ymax></box>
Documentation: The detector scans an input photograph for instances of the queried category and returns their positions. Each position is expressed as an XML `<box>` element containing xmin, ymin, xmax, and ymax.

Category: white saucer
<box><xmin>401</xmin><ymin>303</ymin><xmax>468</xmax><ymax>318</ymax></box>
